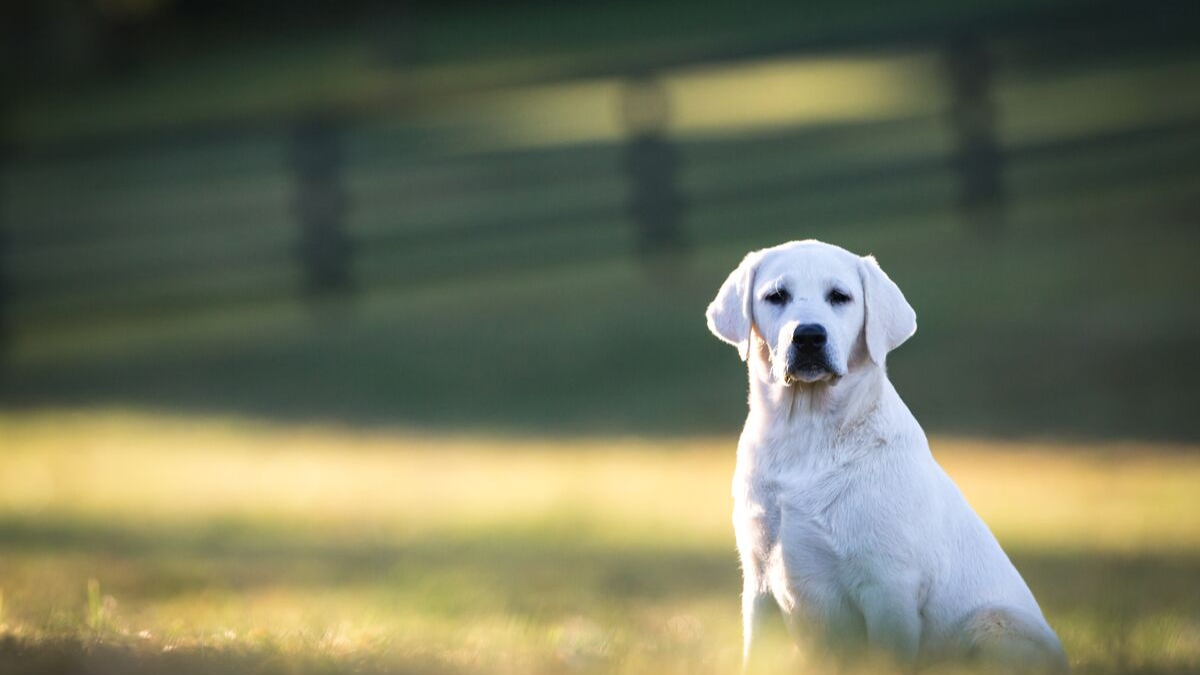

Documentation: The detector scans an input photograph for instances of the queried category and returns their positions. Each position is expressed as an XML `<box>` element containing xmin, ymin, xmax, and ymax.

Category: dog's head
<box><xmin>705</xmin><ymin>240</ymin><xmax>915</xmax><ymax>385</ymax></box>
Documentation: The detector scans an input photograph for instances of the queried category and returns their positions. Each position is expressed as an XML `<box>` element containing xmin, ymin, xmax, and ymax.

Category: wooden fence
<box><xmin>0</xmin><ymin>0</ymin><xmax>1196</xmax><ymax>353</ymax></box>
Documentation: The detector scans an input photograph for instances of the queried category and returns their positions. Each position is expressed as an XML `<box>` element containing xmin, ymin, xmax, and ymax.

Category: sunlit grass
<box><xmin>1</xmin><ymin>410</ymin><xmax>1198</xmax><ymax>674</ymax></box>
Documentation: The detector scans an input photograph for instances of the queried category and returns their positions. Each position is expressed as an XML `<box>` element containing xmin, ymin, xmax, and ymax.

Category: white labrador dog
<box><xmin>706</xmin><ymin>240</ymin><xmax>1067</xmax><ymax>673</ymax></box>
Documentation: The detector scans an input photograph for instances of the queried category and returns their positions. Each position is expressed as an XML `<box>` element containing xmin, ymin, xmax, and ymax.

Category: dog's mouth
<box><xmin>783</xmin><ymin>348</ymin><xmax>837</xmax><ymax>385</ymax></box>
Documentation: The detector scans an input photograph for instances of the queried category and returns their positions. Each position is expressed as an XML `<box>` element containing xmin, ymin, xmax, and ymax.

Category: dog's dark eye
<box><xmin>764</xmin><ymin>289</ymin><xmax>791</xmax><ymax>306</ymax></box>
<box><xmin>827</xmin><ymin>289</ymin><xmax>851</xmax><ymax>306</ymax></box>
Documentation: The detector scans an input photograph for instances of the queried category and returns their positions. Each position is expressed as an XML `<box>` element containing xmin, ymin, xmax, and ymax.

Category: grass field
<box><xmin>5</xmin><ymin>3</ymin><xmax>1199</xmax><ymax>673</ymax></box>
<box><xmin>1</xmin><ymin>410</ymin><xmax>1198</xmax><ymax>674</ymax></box>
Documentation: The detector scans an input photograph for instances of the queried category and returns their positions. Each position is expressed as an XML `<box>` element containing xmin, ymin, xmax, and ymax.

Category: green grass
<box><xmin>0</xmin><ymin>411</ymin><xmax>1198</xmax><ymax>674</ymax></box>
<box><xmin>5</xmin><ymin>33</ymin><xmax>1200</xmax><ymax>442</ymax></box>
<box><xmin>5</xmin><ymin>6</ymin><xmax>1199</xmax><ymax>444</ymax></box>
<box><xmin>5</xmin><ymin>194</ymin><xmax>1199</xmax><ymax>441</ymax></box>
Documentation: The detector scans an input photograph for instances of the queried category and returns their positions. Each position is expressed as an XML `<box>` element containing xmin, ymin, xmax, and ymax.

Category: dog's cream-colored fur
<box><xmin>706</xmin><ymin>240</ymin><xmax>1067</xmax><ymax>673</ymax></box>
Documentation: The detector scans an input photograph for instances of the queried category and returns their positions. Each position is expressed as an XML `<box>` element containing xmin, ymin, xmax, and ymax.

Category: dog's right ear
<box><xmin>705</xmin><ymin>250</ymin><xmax>763</xmax><ymax>361</ymax></box>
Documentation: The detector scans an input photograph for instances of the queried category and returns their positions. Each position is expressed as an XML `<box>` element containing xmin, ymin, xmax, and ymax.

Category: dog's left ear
<box><xmin>859</xmin><ymin>255</ymin><xmax>916</xmax><ymax>366</ymax></box>
<box><xmin>706</xmin><ymin>250</ymin><xmax>763</xmax><ymax>361</ymax></box>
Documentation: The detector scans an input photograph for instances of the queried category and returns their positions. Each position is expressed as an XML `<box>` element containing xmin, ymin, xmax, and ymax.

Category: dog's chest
<box><xmin>736</xmin><ymin>459</ymin><xmax>859</xmax><ymax>617</ymax></box>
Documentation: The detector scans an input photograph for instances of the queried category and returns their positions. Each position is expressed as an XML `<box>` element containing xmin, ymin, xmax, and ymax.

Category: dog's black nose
<box><xmin>793</xmin><ymin>324</ymin><xmax>827</xmax><ymax>353</ymax></box>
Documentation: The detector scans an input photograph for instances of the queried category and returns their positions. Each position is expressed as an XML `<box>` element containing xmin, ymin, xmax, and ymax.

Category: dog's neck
<box><xmin>744</xmin><ymin>334</ymin><xmax>894</xmax><ymax>441</ymax></box>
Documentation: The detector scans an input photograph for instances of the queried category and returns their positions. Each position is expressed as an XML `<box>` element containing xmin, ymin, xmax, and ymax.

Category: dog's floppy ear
<box><xmin>706</xmin><ymin>250</ymin><xmax>763</xmax><ymax>361</ymax></box>
<box><xmin>859</xmin><ymin>254</ymin><xmax>916</xmax><ymax>366</ymax></box>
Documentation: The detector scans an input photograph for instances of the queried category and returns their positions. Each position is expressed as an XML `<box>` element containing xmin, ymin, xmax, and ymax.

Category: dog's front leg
<box><xmin>859</xmin><ymin>583</ymin><xmax>922</xmax><ymax>669</ymax></box>
<box><xmin>741</xmin><ymin>581</ymin><xmax>775</xmax><ymax>673</ymax></box>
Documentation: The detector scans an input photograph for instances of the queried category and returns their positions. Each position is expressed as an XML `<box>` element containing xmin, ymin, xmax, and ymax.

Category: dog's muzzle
<box><xmin>785</xmin><ymin>324</ymin><xmax>835</xmax><ymax>384</ymax></box>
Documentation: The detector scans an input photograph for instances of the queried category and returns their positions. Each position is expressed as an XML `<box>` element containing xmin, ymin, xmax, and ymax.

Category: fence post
<box><xmin>619</xmin><ymin>73</ymin><xmax>687</xmax><ymax>270</ymax></box>
<box><xmin>377</xmin><ymin>1</ymin><xmax>423</xmax><ymax>66</ymax></box>
<box><xmin>291</xmin><ymin>115</ymin><xmax>352</xmax><ymax>301</ymax></box>
<box><xmin>0</xmin><ymin>102</ymin><xmax>8</xmax><ymax>361</ymax></box>
<box><xmin>944</xmin><ymin>35</ymin><xmax>1006</xmax><ymax>235</ymax></box>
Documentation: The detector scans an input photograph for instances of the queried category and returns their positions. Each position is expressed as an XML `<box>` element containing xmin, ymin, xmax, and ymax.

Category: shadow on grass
<box><xmin>0</xmin><ymin>636</ymin><xmax>460</xmax><ymax>675</ymax></box>
<box><xmin>0</xmin><ymin>516</ymin><xmax>741</xmax><ymax>608</ymax></box>
<box><xmin>2</xmin><ymin>515</ymin><xmax>1198</xmax><ymax>620</ymax></box>
<box><xmin>2</xmin><ymin>514</ymin><xmax>1199</xmax><ymax>675</ymax></box>
<box><xmin>3</xmin><ymin>210</ymin><xmax>1200</xmax><ymax>443</ymax></box>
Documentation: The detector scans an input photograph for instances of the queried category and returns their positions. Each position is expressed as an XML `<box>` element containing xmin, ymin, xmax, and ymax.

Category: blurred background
<box><xmin>0</xmin><ymin>1</ymin><xmax>1198</xmax><ymax>674</ymax></box>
